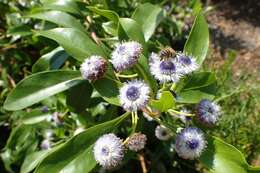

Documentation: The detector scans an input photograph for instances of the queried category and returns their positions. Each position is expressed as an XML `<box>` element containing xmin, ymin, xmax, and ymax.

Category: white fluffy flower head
<box><xmin>93</xmin><ymin>133</ymin><xmax>124</xmax><ymax>169</ymax></box>
<box><xmin>176</xmin><ymin>53</ymin><xmax>199</xmax><ymax>74</ymax></box>
<box><xmin>80</xmin><ymin>55</ymin><xmax>107</xmax><ymax>81</ymax></box>
<box><xmin>149</xmin><ymin>52</ymin><xmax>181</xmax><ymax>83</ymax></box>
<box><xmin>111</xmin><ymin>41</ymin><xmax>142</xmax><ymax>71</ymax></box>
<box><xmin>155</xmin><ymin>125</ymin><xmax>172</xmax><ymax>141</ymax></box>
<box><xmin>119</xmin><ymin>80</ymin><xmax>150</xmax><ymax>112</ymax></box>
<box><xmin>175</xmin><ymin>127</ymin><xmax>206</xmax><ymax>160</ymax></box>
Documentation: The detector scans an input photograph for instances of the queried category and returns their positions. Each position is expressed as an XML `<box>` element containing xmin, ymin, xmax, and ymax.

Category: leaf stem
<box><xmin>116</xmin><ymin>73</ymin><xmax>138</xmax><ymax>78</ymax></box>
<box><xmin>168</xmin><ymin>109</ymin><xmax>195</xmax><ymax>117</ymax></box>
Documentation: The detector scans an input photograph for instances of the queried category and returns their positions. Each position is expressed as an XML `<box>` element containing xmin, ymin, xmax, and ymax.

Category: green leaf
<box><xmin>184</xmin><ymin>11</ymin><xmax>209</xmax><ymax>65</ymax></box>
<box><xmin>87</xmin><ymin>7</ymin><xmax>119</xmax><ymax>23</ymax></box>
<box><xmin>40</xmin><ymin>0</ymin><xmax>81</xmax><ymax>15</ymax></box>
<box><xmin>176</xmin><ymin>72</ymin><xmax>217</xmax><ymax>103</ymax></box>
<box><xmin>7</xmin><ymin>25</ymin><xmax>32</xmax><ymax>36</ymax></box>
<box><xmin>102</xmin><ymin>21</ymin><xmax>117</xmax><ymax>36</ymax></box>
<box><xmin>21</xmin><ymin>150</ymin><xmax>50</xmax><ymax>173</ymax></box>
<box><xmin>150</xmin><ymin>91</ymin><xmax>175</xmax><ymax>112</ymax></box>
<box><xmin>4</xmin><ymin>70</ymin><xmax>82</xmax><ymax>110</ymax></box>
<box><xmin>66</xmin><ymin>80</ymin><xmax>93</xmax><ymax>113</ymax></box>
<box><xmin>118</xmin><ymin>18</ymin><xmax>145</xmax><ymax>46</ymax></box>
<box><xmin>200</xmin><ymin>136</ymin><xmax>260</xmax><ymax>173</ymax></box>
<box><xmin>176</xmin><ymin>82</ymin><xmax>217</xmax><ymax>103</ymax></box>
<box><xmin>20</xmin><ymin>109</ymin><xmax>51</xmax><ymax>124</ymax></box>
<box><xmin>181</xmin><ymin>72</ymin><xmax>216</xmax><ymax>91</ymax></box>
<box><xmin>34</xmin><ymin>112</ymin><xmax>130</xmax><ymax>173</ymax></box>
<box><xmin>92</xmin><ymin>77</ymin><xmax>120</xmax><ymax>106</ymax></box>
<box><xmin>132</xmin><ymin>3</ymin><xmax>164</xmax><ymax>41</ymax></box>
<box><xmin>32</xmin><ymin>47</ymin><xmax>68</xmax><ymax>73</ymax></box>
<box><xmin>37</xmin><ymin>28</ymin><xmax>106</xmax><ymax>61</ymax></box>
<box><xmin>28</xmin><ymin>11</ymin><xmax>85</xmax><ymax>33</ymax></box>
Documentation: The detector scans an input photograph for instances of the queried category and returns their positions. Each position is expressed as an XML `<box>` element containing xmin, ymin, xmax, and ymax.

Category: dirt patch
<box><xmin>207</xmin><ymin>0</ymin><xmax>260</xmax><ymax>83</ymax></box>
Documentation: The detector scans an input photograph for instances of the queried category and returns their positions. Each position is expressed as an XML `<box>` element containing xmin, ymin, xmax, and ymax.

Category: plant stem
<box><xmin>168</xmin><ymin>109</ymin><xmax>195</xmax><ymax>117</ymax></box>
<box><xmin>116</xmin><ymin>73</ymin><xmax>138</xmax><ymax>78</ymax></box>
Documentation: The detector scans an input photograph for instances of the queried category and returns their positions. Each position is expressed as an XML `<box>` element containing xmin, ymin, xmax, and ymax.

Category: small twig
<box><xmin>138</xmin><ymin>153</ymin><xmax>148</xmax><ymax>173</ymax></box>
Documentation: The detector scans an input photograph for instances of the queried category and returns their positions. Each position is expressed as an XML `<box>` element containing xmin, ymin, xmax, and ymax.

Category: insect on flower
<box><xmin>159</xmin><ymin>46</ymin><xmax>176</xmax><ymax>60</ymax></box>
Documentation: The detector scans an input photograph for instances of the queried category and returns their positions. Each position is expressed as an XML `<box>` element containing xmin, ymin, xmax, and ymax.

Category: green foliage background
<box><xmin>0</xmin><ymin>0</ymin><xmax>260</xmax><ymax>173</ymax></box>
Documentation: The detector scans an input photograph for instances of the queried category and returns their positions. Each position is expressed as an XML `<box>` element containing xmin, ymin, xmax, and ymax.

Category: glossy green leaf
<box><xmin>34</xmin><ymin>112</ymin><xmax>130</xmax><ymax>173</ymax></box>
<box><xmin>200</xmin><ymin>136</ymin><xmax>260</xmax><ymax>173</ymax></box>
<box><xmin>92</xmin><ymin>77</ymin><xmax>120</xmax><ymax>106</ymax></box>
<box><xmin>184</xmin><ymin>11</ymin><xmax>209</xmax><ymax>65</ymax></box>
<box><xmin>132</xmin><ymin>3</ymin><xmax>164</xmax><ymax>41</ymax></box>
<box><xmin>176</xmin><ymin>72</ymin><xmax>217</xmax><ymax>103</ymax></box>
<box><xmin>102</xmin><ymin>21</ymin><xmax>117</xmax><ymax>36</ymax></box>
<box><xmin>40</xmin><ymin>0</ymin><xmax>81</xmax><ymax>15</ymax></box>
<box><xmin>4</xmin><ymin>70</ymin><xmax>82</xmax><ymax>110</ymax></box>
<box><xmin>28</xmin><ymin>11</ymin><xmax>85</xmax><ymax>33</ymax></box>
<box><xmin>32</xmin><ymin>47</ymin><xmax>68</xmax><ymax>73</ymax></box>
<box><xmin>150</xmin><ymin>91</ymin><xmax>175</xmax><ymax>112</ymax></box>
<box><xmin>87</xmin><ymin>6</ymin><xmax>119</xmax><ymax>23</ymax></box>
<box><xmin>181</xmin><ymin>72</ymin><xmax>216</xmax><ymax>91</ymax></box>
<box><xmin>20</xmin><ymin>109</ymin><xmax>51</xmax><ymax>124</ymax></box>
<box><xmin>37</xmin><ymin>28</ymin><xmax>106</xmax><ymax>61</ymax></box>
<box><xmin>118</xmin><ymin>18</ymin><xmax>145</xmax><ymax>46</ymax></box>
<box><xmin>66</xmin><ymin>80</ymin><xmax>93</xmax><ymax>113</ymax></box>
<box><xmin>176</xmin><ymin>83</ymin><xmax>217</xmax><ymax>103</ymax></box>
<box><xmin>21</xmin><ymin>150</ymin><xmax>50</xmax><ymax>173</ymax></box>
<box><xmin>7</xmin><ymin>25</ymin><xmax>32</xmax><ymax>36</ymax></box>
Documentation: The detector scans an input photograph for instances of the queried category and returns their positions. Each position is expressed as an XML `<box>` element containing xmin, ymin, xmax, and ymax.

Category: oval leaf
<box><xmin>132</xmin><ymin>3</ymin><xmax>164</xmax><ymax>41</ymax></box>
<box><xmin>4</xmin><ymin>70</ymin><xmax>82</xmax><ymax>110</ymax></box>
<box><xmin>184</xmin><ymin>11</ymin><xmax>209</xmax><ymax>65</ymax></box>
<box><xmin>28</xmin><ymin>10</ymin><xmax>86</xmax><ymax>33</ymax></box>
<box><xmin>150</xmin><ymin>91</ymin><xmax>175</xmax><ymax>112</ymax></box>
<box><xmin>66</xmin><ymin>80</ymin><xmax>93</xmax><ymax>113</ymax></box>
<box><xmin>40</xmin><ymin>0</ymin><xmax>81</xmax><ymax>15</ymax></box>
<box><xmin>32</xmin><ymin>47</ymin><xmax>68</xmax><ymax>73</ymax></box>
<box><xmin>87</xmin><ymin>6</ymin><xmax>119</xmax><ymax>23</ymax></box>
<box><xmin>92</xmin><ymin>77</ymin><xmax>120</xmax><ymax>106</ymax></box>
<box><xmin>200</xmin><ymin>136</ymin><xmax>260</xmax><ymax>173</ymax></box>
<box><xmin>37</xmin><ymin>28</ymin><xmax>106</xmax><ymax>61</ymax></box>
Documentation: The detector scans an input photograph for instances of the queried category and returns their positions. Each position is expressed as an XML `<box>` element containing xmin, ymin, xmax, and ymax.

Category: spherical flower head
<box><xmin>176</xmin><ymin>53</ymin><xmax>199</xmax><ymax>74</ymax></box>
<box><xmin>93</xmin><ymin>133</ymin><xmax>125</xmax><ymax>169</ymax></box>
<box><xmin>80</xmin><ymin>55</ymin><xmax>108</xmax><ymax>81</ymax></box>
<box><xmin>155</xmin><ymin>125</ymin><xmax>172</xmax><ymax>141</ymax></box>
<box><xmin>149</xmin><ymin>52</ymin><xmax>181</xmax><ymax>83</ymax></box>
<box><xmin>119</xmin><ymin>80</ymin><xmax>150</xmax><ymax>112</ymax></box>
<box><xmin>111</xmin><ymin>41</ymin><xmax>142</xmax><ymax>71</ymax></box>
<box><xmin>196</xmin><ymin>99</ymin><xmax>221</xmax><ymax>126</ymax></box>
<box><xmin>175</xmin><ymin>127</ymin><xmax>206</xmax><ymax>160</ymax></box>
<box><xmin>126</xmin><ymin>133</ymin><xmax>147</xmax><ymax>152</ymax></box>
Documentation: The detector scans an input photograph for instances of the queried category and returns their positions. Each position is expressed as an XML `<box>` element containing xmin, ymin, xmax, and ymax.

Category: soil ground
<box><xmin>207</xmin><ymin>0</ymin><xmax>260</xmax><ymax>83</ymax></box>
